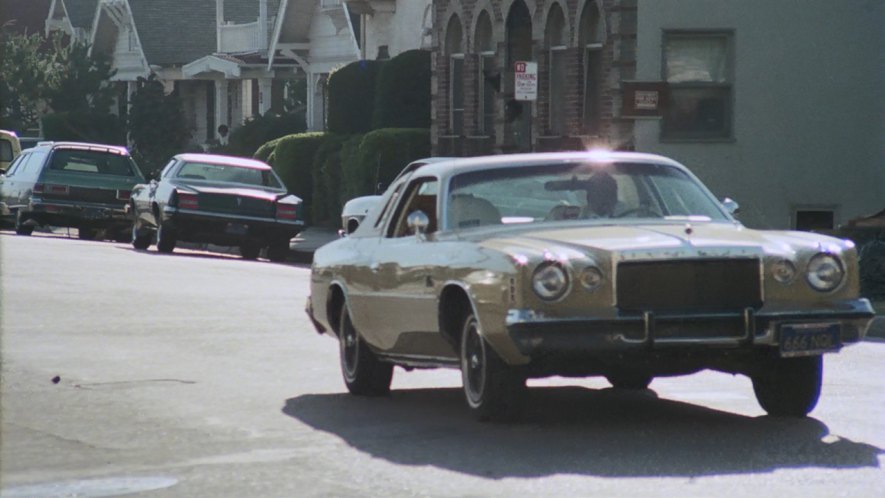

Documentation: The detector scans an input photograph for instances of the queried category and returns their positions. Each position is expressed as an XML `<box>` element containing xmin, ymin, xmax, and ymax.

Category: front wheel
<box><xmin>460</xmin><ymin>313</ymin><xmax>525</xmax><ymax>422</ymax></box>
<box><xmin>131</xmin><ymin>218</ymin><xmax>151</xmax><ymax>250</ymax></box>
<box><xmin>752</xmin><ymin>355</ymin><xmax>822</xmax><ymax>417</ymax></box>
<box><xmin>338</xmin><ymin>306</ymin><xmax>393</xmax><ymax>396</ymax></box>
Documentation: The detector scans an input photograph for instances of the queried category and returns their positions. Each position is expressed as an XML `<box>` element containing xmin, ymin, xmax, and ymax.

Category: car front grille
<box><xmin>197</xmin><ymin>193</ymin><xmax>274</xmax><ymax>217</ymax></box>
<box><xmin>616</xmin><ymin>258</ymin><xmax>762</xmax><ymax>314</ymax></box>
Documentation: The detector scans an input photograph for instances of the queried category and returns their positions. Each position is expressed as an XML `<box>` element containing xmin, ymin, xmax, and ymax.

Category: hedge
<box><xmin>271</xmin><ymin>132</ymin><xmax>327</xmax><ymax>221</ymax></box>
<box><xmin>224</xmin><ymin>112</ymin><xmax>305</xmax><ymax>159</ymax></box>
<box><xmin>311</xmin><ymin>134</ymin><xmax>353</xmax><ymax>226</ymax></box>
<box><xmin>41</xmin><ymin>112</ymin><xmax>126</xmax><ymax>146</ymax></box>
<box><xmin>341</xmin><ymin>128</ymin><xmax>431</xmax><ymax>200</ymax></box>
<box><xmin>327</xmin><ymin>60</ymin><xmax>386</xmax><ymax>134</ymax></box>
<box><xmin>373</xmin><ymin>50</ymin><xmax>431</xmax><ymax>129</ymax></box>
<box><xmin>254</xmin><ymin>137</ymin><xmax>282</xmax><ymax>164</ymax></box>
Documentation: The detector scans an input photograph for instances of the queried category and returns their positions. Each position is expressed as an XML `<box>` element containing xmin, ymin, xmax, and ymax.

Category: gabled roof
<box><xmin>128</xmin><ymin>0</ymin><xmax>216</xmax><ymax>65</ymax></box>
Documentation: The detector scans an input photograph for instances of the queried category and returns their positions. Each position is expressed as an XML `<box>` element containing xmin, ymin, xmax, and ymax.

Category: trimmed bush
<box><xmin>254</xmin><ymin>137</ymin><xmax>282</xmax><ymax>164</ymax></box>
<box><xmin>341</xmin><ymin>128</ymin><xmax>431</xmax><ymax>200</ymax></box>
<box><xmin>373</xmin><ymin>50</ymin><xmax>431</xmax><ymax>129</ymax></box>
<box><xmin>224</xmin><ymin>112</ymin><xmax>305</xmax><ymax>159</ymax></box>
<box><xmin>311</xmin><ymin>134</ymin><xmax>353</xmax><ymax>226</ymax></box>
<box><xmin>327</xmin><ymin>60</ymin><xmax>386</xmax><ymax>134</ymax></box>
<box><xmin>271</xmin><ymin>132</ymin><xmax>327</xmax><ymax>220</ymax></box>
<box><xmin>41</xmin><ymin>112</ymin><xmax>126</xmax><ymax>146</ymax></box>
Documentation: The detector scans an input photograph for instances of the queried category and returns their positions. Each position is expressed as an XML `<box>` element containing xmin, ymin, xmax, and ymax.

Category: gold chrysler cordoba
<box><xmin>306</xmin><ymin>152</ymin><xmax>874</xmax><ymax>421</ymax></box>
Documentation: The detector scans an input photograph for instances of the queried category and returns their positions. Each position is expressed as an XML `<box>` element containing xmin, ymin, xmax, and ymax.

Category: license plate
<box><xmin>225</xmin><ymin>222</ymin><xmax>248</xmax><ymax>235</ymax></box>
<box><xmin>779</xmin><ymin>323</ymin><xmax>841</xmax><ymax>357</ymax></box>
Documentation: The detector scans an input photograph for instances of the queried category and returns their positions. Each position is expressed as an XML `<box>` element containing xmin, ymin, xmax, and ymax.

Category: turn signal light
<box><xmin>276</xmin><ymin>203</ymin><xmax>298</xmax><ymax>220</ymax></box>
<box><xmin>116</xmin><ymin>190</ymin><xmax>131</xmax><ymax>201</ymax></box>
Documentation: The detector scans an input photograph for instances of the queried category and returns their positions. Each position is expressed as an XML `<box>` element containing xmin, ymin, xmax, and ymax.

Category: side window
<box><xmin>160</xmin><ymin>160</ymin><xmax>178</xmax><ymax>179</ymax></box>
<box><xmin>387</xmin><ymin>178</ymin><xmax>439</xmax><ymax>238</ymax></box>
<box><xmin>21</xmin><ymin>151</ymin><xmax>48</xmax><ymax>178</ymax></box>
<box><xmin>374</xmin><ymin>182</ymin><xmax>406</xmax><ymax>229</ymax></box>
<box><xmin>4</xmin><ymin>154</ymin><xmax>27</xmax><ymax>176</ymax></box>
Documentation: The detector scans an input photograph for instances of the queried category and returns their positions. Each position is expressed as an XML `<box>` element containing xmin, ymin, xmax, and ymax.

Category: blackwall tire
<box><xmin>752</xmin><ymin>355</ymin><xmax>822</xmax><ymax>417</ymax></box>
<box><xmin>14</xmin><ymin>211</ymin><xmax>34</xmax><ymax>236</ymax></box>
<box><xmin>606</xmin><ymin>371</ymin><xmax>653</xmax><ymax>390</ymax></box>
<box><xmin>460</xmin><ymin>313</ymin><xmax>525</xmax><ymax>422</ymax></box>
<box><xmin>339</xmin><ymin>305</ymin><xmax>393</xmax><ymax>396</ymax></box>
<box><xmin>156</xmin><ymin>219</ymin><xmax>176</xmax><ymax>253</ymax></box>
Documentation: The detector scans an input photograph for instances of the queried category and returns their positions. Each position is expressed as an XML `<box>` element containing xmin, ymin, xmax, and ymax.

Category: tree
<box><xmin>43</xmin><ymin>37</ymin><xmax>116</xmax><ymax>113</ymax></box>
<box><xmin>0</xmin><ymin>31</ymin><xmax>51</xmax><ymax>131</ymax></box>
<box><xmin>128</xmin><ymin>74</ymin><xmax>190</xmax><ymax>175</ymax></box>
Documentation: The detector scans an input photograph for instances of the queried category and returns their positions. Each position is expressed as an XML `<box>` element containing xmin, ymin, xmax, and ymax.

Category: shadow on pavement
<box><xmin>282</xmin><ymin>385</ymin><xmax>882</xmax><ymax>479</ymax></box>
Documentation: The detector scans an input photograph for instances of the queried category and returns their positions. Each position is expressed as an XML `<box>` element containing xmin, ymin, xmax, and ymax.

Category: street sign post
<box><xmin>514</xmin><ymin>61</ymin><xmax>537</xmax><ymax>101</ymax></box>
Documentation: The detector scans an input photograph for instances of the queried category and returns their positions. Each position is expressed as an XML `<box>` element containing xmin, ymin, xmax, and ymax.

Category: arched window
<box><xmin>579</xmin><ymin>1</ymin><xmax>604</xmax><ymax>135</ymax></box>
<box><xmin>545</xmin><ymin>3</ymin><xmax>567</xmax><ymax>135</ymax></box>
<box><xmin>446</xmin><ymin>15</ymin><xmax>464</xmax><ymax>136</ymax></box>
<box><xmin>505</xmin><ymin>0</ymin><xmax>532</xmax><ymax>151</ymax></box>
<box><xmin>475</xmin><ymin>10</ymin><xmax>495</xmax><ymax>135</ymax></box>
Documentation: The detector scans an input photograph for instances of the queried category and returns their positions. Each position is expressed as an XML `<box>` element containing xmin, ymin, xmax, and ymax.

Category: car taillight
<box><xmin>47</xmin><ymin>184</ymin><xmax>70</xmax><ymax>195</ymax></box>
<box><xmin>178</xmin><ymin>192</ymin><xmax>199</xmax><ymax>210</ymax></box>
<box><xmin>117</xmin><ymin>190</ymin><xmax>131</xmax><ymax>201</ymax></box>
<box><xmin>276</xmin><ymin>203</ymin><xmax>298</xmax><ymax>220</ymax></box>
<box><xmin>33</xmin><ymin>183</ymin><xmax>44</xmax><ymax>193</ymax></box>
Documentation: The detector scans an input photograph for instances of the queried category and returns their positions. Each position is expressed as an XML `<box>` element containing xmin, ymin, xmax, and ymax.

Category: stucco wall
<box><xmin>634</xmin><ymin>0</ymin><xmax>884</xmax><ymax>229</ymax></box>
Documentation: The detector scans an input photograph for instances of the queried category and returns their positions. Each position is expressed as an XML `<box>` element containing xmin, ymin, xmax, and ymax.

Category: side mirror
<box><xmin>721</xmin><ymin>197</ymin><xmax>740</xmax><ymax>216</ymax></box>
<box><xmin>407</xmin><ymin>210</ymin><xmax>429</xmax><ymax>239</ymax></box>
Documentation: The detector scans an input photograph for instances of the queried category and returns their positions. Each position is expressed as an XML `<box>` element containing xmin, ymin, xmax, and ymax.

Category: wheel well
<box><xmin>438</xmin><ymin>285</ymin><xmax>473</xmax><ymax>353</ymax></box>
<box><xmin>327</xmin><ymin>284</ymin><xmax>346</xmax><ymax>337</ymax></box>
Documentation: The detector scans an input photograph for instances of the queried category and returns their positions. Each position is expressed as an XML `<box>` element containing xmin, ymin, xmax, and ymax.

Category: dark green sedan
<box><xmin>0</xmin><ymin>141</ymin><xmax>145</xmax><ymax>240</ymax></box>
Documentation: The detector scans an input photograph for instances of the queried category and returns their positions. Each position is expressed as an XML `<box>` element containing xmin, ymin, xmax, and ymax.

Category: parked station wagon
<box><xmin>306</xmin><ymin>151</ymin><xmax>875</xmax><ymax>421</ymax></box>
<box><xmin>0</xmin><ymin>141</ymin><xmax>144</xmax><ymax>239</ymax></box>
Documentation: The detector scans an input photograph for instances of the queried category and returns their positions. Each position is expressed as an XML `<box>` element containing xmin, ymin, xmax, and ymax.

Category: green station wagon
<box><xmin>0</xmin><ymin>142</ymin><xmax>145</xmax><ymax>239</ymax></box>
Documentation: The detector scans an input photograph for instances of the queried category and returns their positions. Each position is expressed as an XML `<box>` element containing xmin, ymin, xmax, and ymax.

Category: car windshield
<box><xmin>445</xmin><ymin>161</ymin><xmax>728</xmax><ymax>230</ymax></box>
<box><xmin>176</xmin><ymin>162</ymin><xmax>283</xmax><ymax>189</ymax></box>
<box><xmin>48</xmin><ymin>149</ymin><xmax>139</xmax><ymax>176</ymax></box>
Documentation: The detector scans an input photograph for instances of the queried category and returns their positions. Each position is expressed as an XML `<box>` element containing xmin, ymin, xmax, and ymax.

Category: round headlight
<box><xmin>806</xmin><ymin>253</ymin><xmax>844</xmax><ymax>292</ymax></box>
<box><xmin>532</xmin><ymin>262</ymin><xmax>570</xmax><ymax>301</ymax></box>
<box><xmin>579</xmin><ymin>266</ymin><xmax>605</xmax><ymax>292</ymax></box>
<box><xmin>771</xmin><ymin>258</ymin><xmax>797</xmax><ymax>284</ymax></box>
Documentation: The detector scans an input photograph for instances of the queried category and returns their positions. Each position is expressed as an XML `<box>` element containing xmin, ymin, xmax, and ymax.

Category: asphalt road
<box><xmin>1</xmin><ymin>232</ymin><xmax>883</xmax><ymax>498</ymax></box>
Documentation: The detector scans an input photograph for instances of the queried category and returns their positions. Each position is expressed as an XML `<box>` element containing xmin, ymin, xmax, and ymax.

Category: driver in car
<box><xmin>583</xmin><ymin>171</ymin><xmax>625</xmax><ymax>218</ymax></box>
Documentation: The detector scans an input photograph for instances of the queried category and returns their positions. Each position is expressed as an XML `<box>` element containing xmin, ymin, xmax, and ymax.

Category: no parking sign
<box><xmin>514</xmin><ymin>61</ymin><xmax>537</xmax><ymax>101</ymax></box>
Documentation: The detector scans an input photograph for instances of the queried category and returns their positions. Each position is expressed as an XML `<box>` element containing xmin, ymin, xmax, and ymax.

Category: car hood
<box><xmin>475</xmin><ymin>221</ymin><xmax>851</xmax><ymax>262</ymax></box>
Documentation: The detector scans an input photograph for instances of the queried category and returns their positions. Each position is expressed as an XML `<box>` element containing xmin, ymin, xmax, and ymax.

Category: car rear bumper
<box><xmin>23</xmin><ymin>200</ymin><xmax>129</xmax><ymax>228</ymax></box>
<box><xmin>505</xmin><ymin>298</ymin><xmax>875</xmax><ymax>356</ymax></box>
<box><xmin>163</xmin><ymin>207</ymin><xmax>304</xmax><ymax>245</ymax></box>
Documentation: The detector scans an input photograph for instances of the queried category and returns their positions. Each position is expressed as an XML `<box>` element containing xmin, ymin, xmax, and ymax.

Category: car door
<box><xmin>0</xmin><ymin>153</ymin><xmax>27</xmax><ymax>216</ymax></box>
<box><xmin>358</xmin><ymin>176</ymin><xmax>452</xmax><ymax>357</ymax></box>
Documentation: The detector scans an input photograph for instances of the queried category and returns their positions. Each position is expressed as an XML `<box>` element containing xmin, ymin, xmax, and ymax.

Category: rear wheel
<box><xmin>155</xmin><ymin>219</ymin><xmax>176</xmax><ymax>253</ymax></box>
<box><xmin>240</xmin><ymin>243</ymin><xmax>260</xmax><ymax>260</ymax></box>
<box><xmin>606</xmin><ymin>370</ymin><xmax>653</xmax><ymax>390</ymax></box>
<box><xmin>78</xmin><ymin>227</ymin><xmax>98</xmax><ymax>240</ymax></box>
<box><xmin>339</xmin><ymin>305</ymin><xmax>393</xmax><ymax>396</ymax></box>
<box><xmin>266</xmin><ymin>240</ymin><xmax>290</xmax><ymax>262</ymax></box>
<box><xmin>752</xmin><ymin>355</ymin><xmax>822</xmax><ymax>417</ymax></box>
<box><xmin>14</xmin><ymin>211</ymin><xmax>34</xmax><ymax>236</ymax></box>
<box><xmin>461</xmin><ymin>313</ymin><xmax>525</xmax><ymax>422</ymax></box>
